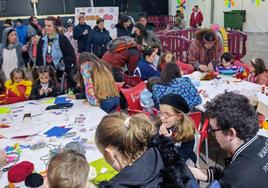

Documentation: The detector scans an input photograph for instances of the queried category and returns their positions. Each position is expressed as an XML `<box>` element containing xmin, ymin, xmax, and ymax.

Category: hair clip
<box><xmin>250</xmin><ymin>56</ymin><xmax>256</xmax><ymax>64</ymax></box>
<box><xmin>124</xmin><ymin>117</ymin><xmax>131</xmax><ymax>128</ymax></box>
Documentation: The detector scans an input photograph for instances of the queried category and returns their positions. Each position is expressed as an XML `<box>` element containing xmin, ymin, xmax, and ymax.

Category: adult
<box><xmin>137</xmin><ymin>15</ymin><xmax>155</xmax><ymax>31</ymax></box>
<box><xmin>134</xmin><ymin>23</ymin><xmax>162</xmax><ymax>50</ymax></box>
<box><xmin>152</xmin><ymin>63</ymin><xmax>201</xmax><ymax>109</ymax></box>
<box><xmin>28</xmin><ymin>16</ymin><xmax>43</xmax><ymax>37</ymax></box>
<box><xmin>134</xmin><ymin>46</ymin><xmax>160</xmax><ymax>81</ymax></box>
<box><xmin>190</xmin><ymin>92</ymin><xmax>268</xmax><ymax>188</ymax></box>
<box><xmin>0</xmin><ymin>27</ymin><xmax>25</xmax><ymax>79</ymax></box>
<box><xmin>187</xmin><ymin>28</ymin><xmax>222</xmax><ymax>72</ymax></box>
<box><xmin>95</xmin><ymin>112</ymin><xmax>199</xmax><ymax>188</ymax></box>
<box><xmin>77</xmin><ymin>52</ymin><xmax>119</xmax><ymax>113</ymax></box>
<box><xmin>36</xmin><ymin>16</ymin><xmax>76</xmax><ymax>89</ymax></box>
<box><xmin>73</xmin><ymin>15</ymin><xmax>91</xmax><ymax>53</ymax></box>
<box><xmin>15</xmin><ymin>19</ymin><xmax>28</xmax><ymax>45</ymax></box>
<box><xmin>190</xmin><ymin>5</ymin><xmax>203</xmax><ymax>28</ymax></box>
<box><xmin>87</xmin><ymin>18</ymin><xmax>112</xmax><ymax>58</ymax></box>
<box><xmin>115</xmin><ymin>15</ymin><xmax>134</xmax><ymax>37</ymax></box>
<box><xmin>174</xmin><ymin>10</ymin><xmax>186</xmax><ymax>30</ymax></box>
<box><xmin>102</xmin><ymin>36</ymin><xmax>141</xmax><ymax>82</ymax></box>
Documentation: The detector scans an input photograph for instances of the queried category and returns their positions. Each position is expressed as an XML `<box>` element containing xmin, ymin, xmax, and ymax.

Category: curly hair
<box><xmin>205</xmin><ymin>92</ymin><xmax>259</xmax><ymax>142</ymax></box>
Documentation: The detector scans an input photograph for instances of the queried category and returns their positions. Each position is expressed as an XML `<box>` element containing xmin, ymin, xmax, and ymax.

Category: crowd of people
<box><xmin>0</xmin><ymin>5</ymin><xmax>268</xmax><ymax>187</ymax></box>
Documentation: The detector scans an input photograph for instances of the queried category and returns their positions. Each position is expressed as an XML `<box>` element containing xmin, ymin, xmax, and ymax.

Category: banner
<box><xmin>75</xmin><ymin>7</ymin><xmax>119</xmax><ymax>38</ymax></box>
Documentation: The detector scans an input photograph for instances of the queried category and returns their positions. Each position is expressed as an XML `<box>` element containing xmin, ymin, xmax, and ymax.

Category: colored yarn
<box><xmin>8</xmin><ymin>161</ymin><xmax>34</xmax><ymax>183</ymax></box>
<box><xmin>25</xmin><ymin>173</ymin><xmax>44</xmax><ymax>187</ymax></box>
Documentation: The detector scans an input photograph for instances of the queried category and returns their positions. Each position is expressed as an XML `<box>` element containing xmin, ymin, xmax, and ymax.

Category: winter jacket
<box><xmin>29</xmin><ymin>81</ymin><xmax>57</xmax><ymax>100</ymax></box>
<box><xmin>190</xmin><ymin>11</ymin><xmax>203</xmax><ymax>28</ymax></box>
<box><xmin>16</xmin><ymin>25</ymin><xmax>28</xmax><ymax>45</ymax></box>
<box><xmin>99</xmin><ymin>135</ymin><xmax>199</xmax><ymax>188</ymax></box>
<box><xmin>187</xmin><ymin>35</ymin><xmax>222</xmax><ymax>67</ymax></box>
<box><xmin>135</xmin><ymin>31</ymin><xmax>162</xmax><ymax>51</ymax></box>
<box><xmin>134</xmin><ymin>58</ymin><xmax>160</xmax><ymax>81</ymax></box>
<box><xmin>0</xmin><ymin>28</ymin><xmax>24</xmax><ymax>75</ymax></box>
<box><xmin>5</xmin><ymin>79</ymin><xmax>32</xmax><ymax>104</ymax></box>
<box><xmin>256</xmin><ymin>71</ymin><xmax>268</xmax><ymax>86</ymax></box>
<box><xmin>73</xmin><ymin>23</ymin><xmax>91</xmax><ymax>53</ymax></box>
<box><xmin>115</xmin><ymin>24</ymin><xmax>133</xmax><ymax>37</ymax></box>
<box><xmin>152</xmin><ymin>77</ymin><xmax>202</xmax><ymax>109</ymax></box>
<box><xmin>36</xmin><ymin>34</ymin><xmax>76</xmax><ymax>74</ymax></box>
<box><xmin>87</xmin><ymin>26</ymin><xmax>112</xmax><ymax>58</ymax></box>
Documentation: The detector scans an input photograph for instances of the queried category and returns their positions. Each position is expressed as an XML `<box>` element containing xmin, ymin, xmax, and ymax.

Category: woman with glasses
<box><xmin>156</xmin><ymin>93</ymin><xmax>196</xmax><ymax>164</ymax></box>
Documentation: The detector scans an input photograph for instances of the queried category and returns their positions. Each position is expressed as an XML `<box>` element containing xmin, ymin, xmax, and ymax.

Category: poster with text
<box><xmin>75</xmin><ymin>7</ymin><xmax>119</xmax><ymax>38</ymax></box>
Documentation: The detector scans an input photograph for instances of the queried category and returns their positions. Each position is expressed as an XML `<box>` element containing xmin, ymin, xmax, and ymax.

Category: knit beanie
<box><xmin>25</xmin><ymin>173</ymin><xmax>44</xmax><ymax>187</ymax></box>
<box><xmin>159</xmin><ymin>93</ymin><xmax>190</xmax><ymax>113</ymax></box>
<box><xmin>8</xmin><ymin>161</ymin><xmax>34</xmax><ymax>183</ymax></box>
<box><xmin>64</xmin><ymin>141</ymin><xmax>86</xmax><ymax>155</ymax></box>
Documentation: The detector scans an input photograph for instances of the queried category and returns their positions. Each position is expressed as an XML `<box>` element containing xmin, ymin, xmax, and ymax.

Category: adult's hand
<box><xmin>208</xmin><ymin>62</ymin><xmax>215</xmax><ymax>72</ymax></box>
<box><xmin>199</xmin><ymin>64</ymin><xmax>209</xmax><ymax>72</ymax></box>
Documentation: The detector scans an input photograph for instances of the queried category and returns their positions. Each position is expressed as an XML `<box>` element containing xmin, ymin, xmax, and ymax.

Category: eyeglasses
<box><xmin>159</xmin><ymin>112</ymin><xmax>177</xmax><ymax>120</ymax></box>
<box><xmin>208</xmin><ymin>126</ymin><xmax>223</xmax><ymax>136</ymax></box>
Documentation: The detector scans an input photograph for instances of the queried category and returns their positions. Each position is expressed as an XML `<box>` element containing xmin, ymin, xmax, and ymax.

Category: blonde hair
<box><xmin>77</xmin><ymin>52</ymin><xmax>119</xmax><ymax>100</ymax></box>
<box><xmin>156</xmin><ymin>106</ymin><xmax>195</xmax><ymax>142</ymax></box>
<box><xmin>95</xmin><ymin>112</ymin><xmax>156</xmax><ymax>164</ymax></box>
<box><xmin>47</xmin><ymin>150</ymin><xmax>89</xmax><ymax>188</ymax></box>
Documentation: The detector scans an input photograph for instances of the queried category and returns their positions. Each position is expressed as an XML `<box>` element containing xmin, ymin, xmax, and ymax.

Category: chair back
<box><xmin>120</xmin><ymin>81</ymin><xmax>146</xmax><ymax>111</ymax></box>
<box><xmin>123</xmin><ymin>74</ymin><xmax>142</xmax><ymax>88</ymax></box>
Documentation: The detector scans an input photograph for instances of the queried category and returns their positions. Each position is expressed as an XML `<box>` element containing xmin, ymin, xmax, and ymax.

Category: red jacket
<box><xmin>190</xmin><ymin>11</ymin><xmax>203</xmax><ymax>28</ymax></box>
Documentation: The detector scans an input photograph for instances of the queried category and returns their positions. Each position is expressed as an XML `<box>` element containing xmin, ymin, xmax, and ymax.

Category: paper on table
<box><xmin>0</xmin><ymin>107</ymin><xmax>11</xmax><ymax>114</ymax></box>
<box><xmin>41</xmin><ymin>98</ymin><xmax>56</xmax><ymax>104</ymax></box>
<box><xmin>0</xmin><ymin>123</ymin><xmax>46</xmax><ymax>138</ymax></box>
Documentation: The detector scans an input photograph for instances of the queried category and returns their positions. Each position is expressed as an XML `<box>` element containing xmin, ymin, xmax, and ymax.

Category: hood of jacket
<box><xmin>1</xmin><ymin>27</ymin><xmax>20</xmax><ymax>49</ymax></box>
<box><xmin>107</xmin><ymin>147</ymin><xmax>164</xmax><ymax>187</ymax></box>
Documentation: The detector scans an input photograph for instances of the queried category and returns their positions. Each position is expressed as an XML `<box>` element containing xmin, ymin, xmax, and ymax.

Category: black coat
<box><xmin>36</xmin><ymin>34</ymin><xmax>76</xmax><ymax>75</ymax></box>
<box><xmin>87</xmin><ymin>26</ymin><xmax>112</xmax><ymax>58</ymax></box>
<box><xmin>30</xmin><ymin>81</ymin><xmax>57</xmax><ymax>100</ymax></box>
<box><xmin>115</xmin><ymin>24</ymin><xmax>133</xmax><ymax>37</ymax></box>
<box><xmin>73</xmin><ymin>23</ymin><xmax>92</xmax><ymax>53</ymax></box>
<box><xmin>99</xmin><ymin>136</ymin><xmax>199</xmax><ymax>188</ymax></box>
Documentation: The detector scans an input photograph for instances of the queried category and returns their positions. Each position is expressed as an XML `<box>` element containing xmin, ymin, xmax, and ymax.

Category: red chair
<box><xmin>123</xmin><ymin>74</ymin><xmax>142</xmax><ymax>88</ymax></box>
<box><xmin>189</xmin><ymin>112</ymin><xmax>209</xmax><ymax>165</ymax></box>
<box><xmin>115</xmin><ymin>82</ymin><xmax>125</xmax><ymax>112</ymax></box>
<box><xmin>120</xmin><ymin>81</ymin><xmax>146</xmax><ymax>115</ymax></box>
<box><xmin>176</xmin><ymin>60</ymin><xmax>194</xmax><ymax>75</ymax></box>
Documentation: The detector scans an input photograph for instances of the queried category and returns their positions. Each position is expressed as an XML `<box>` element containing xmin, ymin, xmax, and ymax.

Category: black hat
<box><xmin>25</xmin><ymin>173</ymin><xmax>44</xmax><ymax>187</ymax></box>
<box><xmin>159</xmin><ymin>93</ymin><xmax>190</xmax><ymax>113</ymax></box>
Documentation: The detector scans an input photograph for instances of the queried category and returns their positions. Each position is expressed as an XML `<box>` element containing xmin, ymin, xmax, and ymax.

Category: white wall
<box><xmin>169</xmin><ymin>0</ymin><xmax>268</xmax><ymax>32</ymax></box>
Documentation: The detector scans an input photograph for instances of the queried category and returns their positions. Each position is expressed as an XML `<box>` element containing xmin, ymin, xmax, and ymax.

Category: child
<box><xmin>0</xmin><ymin>70</ymin><xmax>6</xmax><ymax>104</ymax></box>
<box><xmin>157</xmin><ymin>51</ymin><xmax>174</xmax><ymax>71</ymax></box>
<box><xmin>95</xmin><ymin>112</ymin><xmax>198</xmax><ymax>187</ymax></box>
<box><xmin>5</xmin><ymin>68</ymin><xmax>32</xmax><ymax>104</ymax></box>
<box><xmin>247</xmin><ymin>57</ymin><xmax>268</xmax><ymax>85</ymax></box>
<box><xmin>30</xmin><ymin>65</ymin><xmax>58</xmax><ymax>100</ymax></box>
<box><xmin>46</xmin><ymin>150</ymin><xmax>91</xmax><ymax>188</ymax></box>
<box><xmin>216</xmin><ymin>52</ymin><xmax>243</xmax><ymax>75</ymax></box>
<box><xmin>157</xmin><ymin>93</ymin><xmax>196</xmax><ymax>164</ymax></box>
<box><xmin>140</xmin><ymin>76</ymin><xmax>160</xmax><ymax>112</ymax></box>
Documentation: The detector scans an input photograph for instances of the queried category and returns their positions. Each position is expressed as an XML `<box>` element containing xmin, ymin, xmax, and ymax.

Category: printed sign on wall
<box><xmin>75</xmin><ymin>7</ymin><xmax>119</xmax><ymax>38</ymax></box>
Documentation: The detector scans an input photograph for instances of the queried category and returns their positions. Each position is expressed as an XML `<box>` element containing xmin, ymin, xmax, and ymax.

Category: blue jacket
<box><xmin>115</xmin><ymin>24</ymin><xmax>133</xmax><ymax>37</ymax></box>
<box><xmin>152</xmin><ymin>77</ymin><xmax>202</xmax><ymax>109</ymax></box>
<box><xmin>134</xmin><ymin>59</ymin><xmax>160</xmax><ymax>81</ymax></box>
<box><xmin>87</xmin><ymin>26</ymin><xmax>112</xmax><ymax>58</ymax></box>
<box><xmin>73</xmin><ymin>23</ymin><xmax>91</xmax><ymax>53</ymax></box>
<box><xmin>16</xmin><ymin>25</ymin><xmax>28</xmax><ymax>45</ymax></box>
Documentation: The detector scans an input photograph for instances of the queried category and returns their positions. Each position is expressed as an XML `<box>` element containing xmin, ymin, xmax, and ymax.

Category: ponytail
<box><xmin>95</xmin><ymin>113</ymin><xmax>156</xmax><ymax>164</ymax></box>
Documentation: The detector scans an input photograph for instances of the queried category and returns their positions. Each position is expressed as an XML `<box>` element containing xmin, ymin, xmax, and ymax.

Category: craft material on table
<box><xmin>44</xmin><ymin>126</ymin><xmax>72</xmax><ymax>137</ymax></box>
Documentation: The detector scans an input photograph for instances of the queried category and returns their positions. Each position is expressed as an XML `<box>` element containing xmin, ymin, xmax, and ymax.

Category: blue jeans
<box><xmin>100</xmin><ymin>96</ymin><xmax>120</xmax><ymax>113</ymax></box>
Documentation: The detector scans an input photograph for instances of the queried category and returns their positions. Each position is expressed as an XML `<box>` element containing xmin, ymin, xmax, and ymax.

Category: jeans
<box><xmin>100</xmin><ymin>96</ymin><xmax>120</xmax><ymax>113</ymax></box>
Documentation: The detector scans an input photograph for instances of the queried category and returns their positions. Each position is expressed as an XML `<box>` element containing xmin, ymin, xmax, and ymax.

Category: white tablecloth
<box><xmin>194</xmin><ymin>76</ymin><xmax>268</xmax><ymax>114</ymax></box>
<box><xmin>0</xmin><ymin>98</ymin><xmax>106</xmax><ymax>186</ymax></box>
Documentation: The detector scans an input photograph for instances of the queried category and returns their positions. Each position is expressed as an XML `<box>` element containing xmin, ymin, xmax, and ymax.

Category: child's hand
<box><xmin>68</xmin><ymin>95</ymin><xmax>76</xmax><ymax>100</ymax></box>
<box><xmin>0</xmin><ymin>150</ymin><xmax>7</xmax><ymax>167</ymax></box>
<box><xmin>25</xmin><ymin>94</ymin><xmax>30</xmax><ymax>99</ymax></box>
<box><xmin>159</xmin><ymin>123</ymin><xmax>172</xmax><ymax>137</ymax></box>
<box><xmin>39</xmin><ymin>88</ymin><xmax>46</xmax><ymax>95</ymax></box>
<box><xmin>47</xmin><ymin>88</ymin><xmax>52</xmax><ymax>93</ymax></box>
